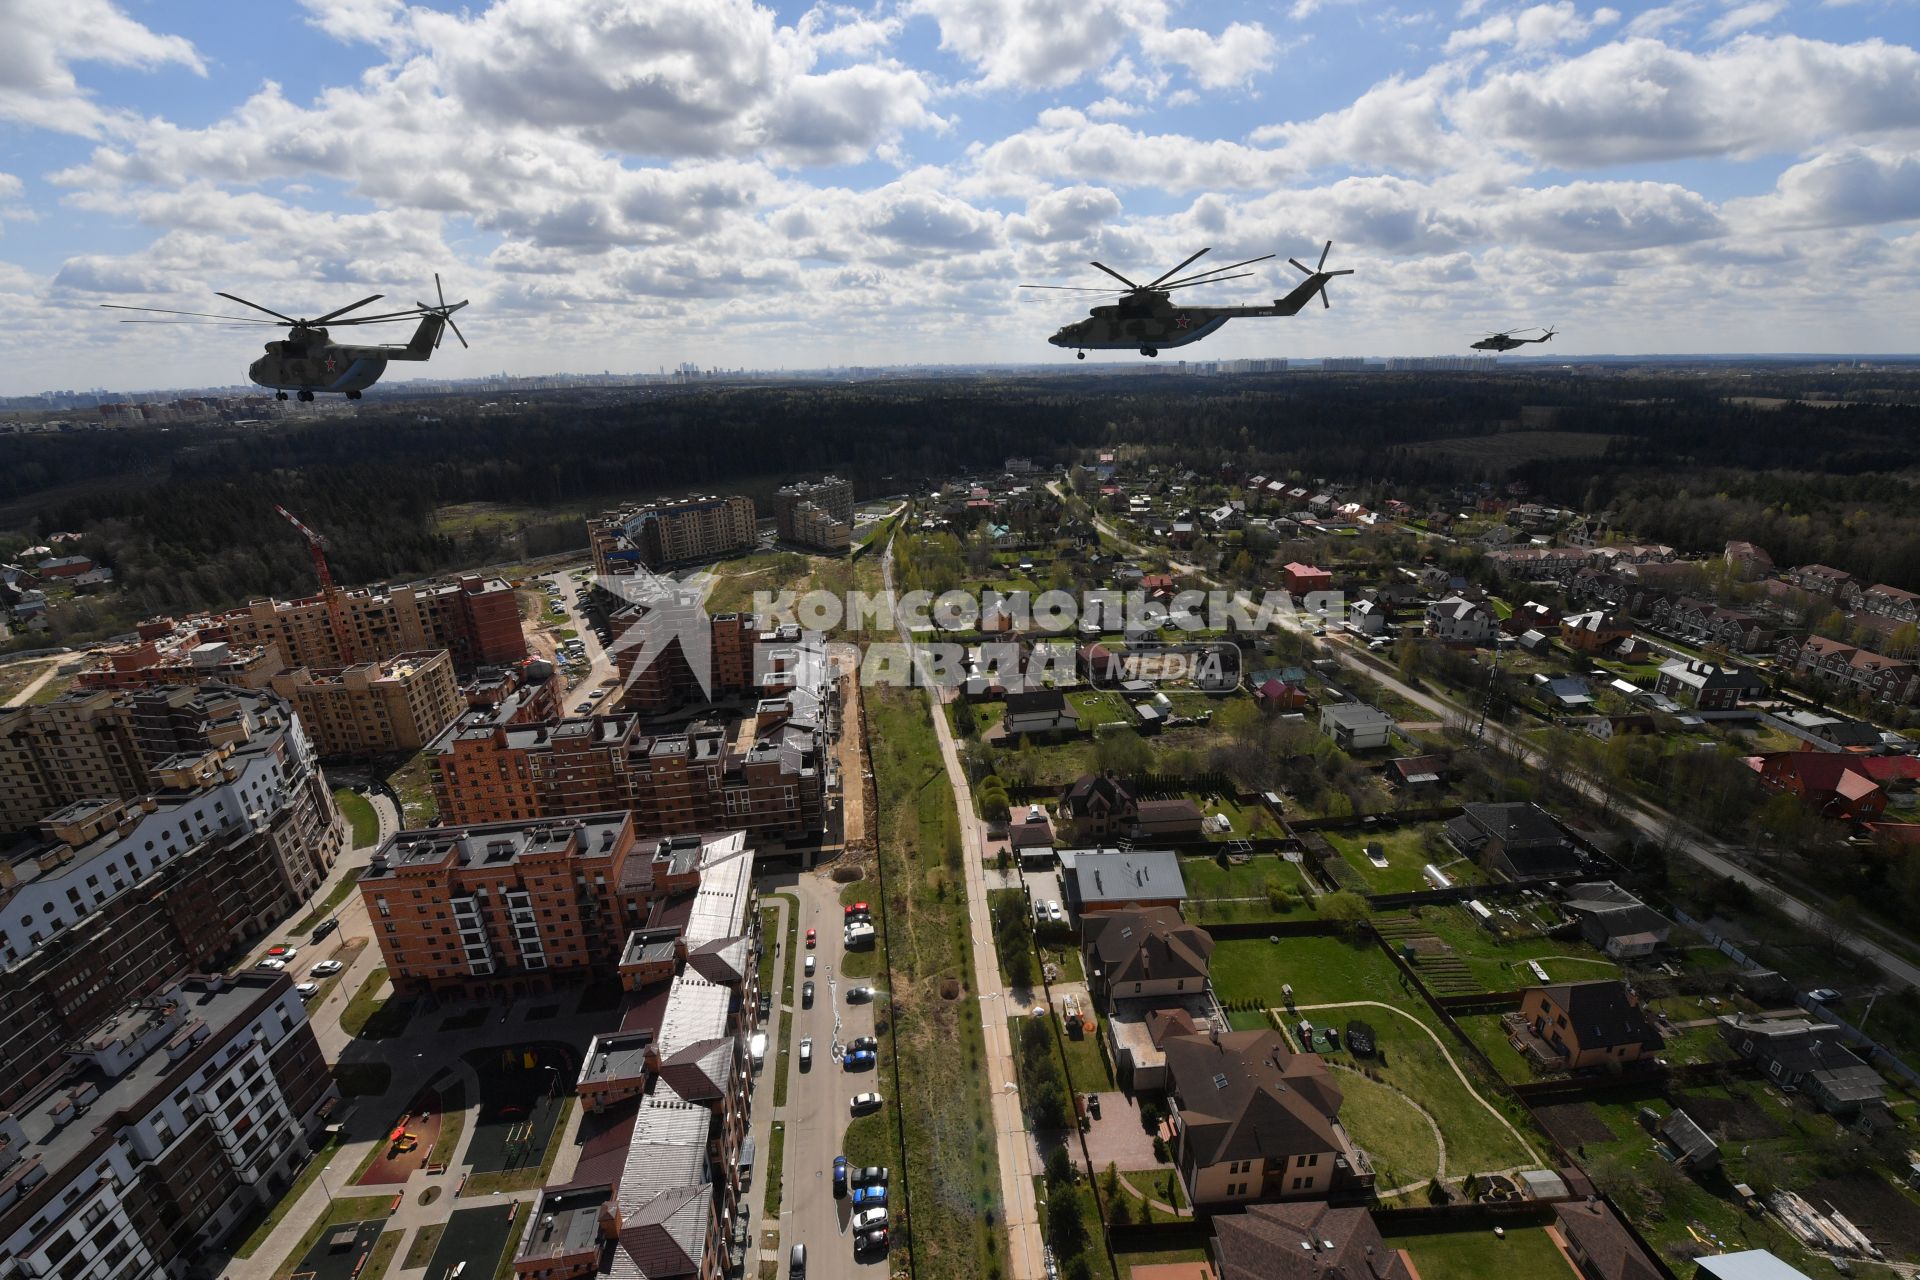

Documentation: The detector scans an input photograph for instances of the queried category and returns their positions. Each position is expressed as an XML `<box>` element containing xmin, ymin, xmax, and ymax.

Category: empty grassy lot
<box><xmin>1382</xmin><ymin>1225</ymin><xmax>1574</xmax><ymax>1280</ymax></box>
<box><xmin>1320</xmin><ymin>825</ymin><xmax>1483</xmax><ymax>895</ymax></box>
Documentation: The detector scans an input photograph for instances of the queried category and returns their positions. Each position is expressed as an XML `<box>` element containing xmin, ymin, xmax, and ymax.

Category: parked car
<box><xmin>855</xmin><ymin>1166</ymin><xmax>889</xmax><ymax>1188</ymax></box>
<box><xmin>310</xmin><ymin>918</ymin><xmax>339</xmax><ymax>942</ymax></box>
<box><xmin>851</xmin><ymin>1184</ymin><xmax>887</xmax><ymax>1207</ymax></box>
<box><xmin>832</xmin><ymin>1156</ymin><xmax>849</xmax><ymax>1197</ymax></box>
<box><xmin>844</xmin><ymin>902</ymin><xmax>870</xmax><ymax>920</ymax></box>
<box><xmin>856</xmin><ymin>1227</ymin><xmax>888</xmax><ymax>1253</ymax></box>
<box><xmin>849</xmin><ymin>1036</ymin><xmax>878</xmax><ymax>1053</ymax></box>
<box><xmin>1047</xmin><ymin>901</ymin><xmax>1063</xmax><ymax>924</ymax></box>
<box><xmin>800</xmin><ymin>1037</ymin><xmax>813</xmax><ymax>1069</ymax></box>
<box><xmin>1808</xmin><ymin>988</ymin><xmax>1843</xmax><ymax>1004</ymax></box>
<box><xmin>850</xmin><ymin>1092</ymin><xmax>883</xmax><ymax>1113</ymax></box>
<box><xmin>844</xmin><ymin>1049</ymin><xmax>876</xmax><ymax>1070</ymax></box>
<box><xmin>803</xmin><ymin>980</ymin><xmax>815</xmax><ymax>1008</ymax></box>
<box><xmin>805</xmin><ymin>955</ymin><xmax>816</xmax><ymax>977</ymax></box>
<box><xmin>259</xmin><ymin>958</ymin><xmax>287</xmax><ymax>971</ymax></box>
<box><xmin>574</xmin><ymin>701</ymin><xmax>593</xmax><ymax>712</ymax></box>
<box><xmin>266</xmin><ymin>944</ymin><xmax>298</xmax><ymax>960</ymax></box>
<box><xmin>310</xmin><ymin>960</ymin><xmax>344</xmax><ymax>977</ymax></box>
<box><xmin>750</xmin><ymin>1032</ymin><xmax>768</xmax><ymax>1070</ymax></box>
<box><xmin>806</xmin><ymin>928</ymin><xmax>817</xmax><ymax>948</ymax></box>
<box><xmin>846</xmin><ymin>985</ymin><xmax>877</xmax><ymax>1003</ymax></box>
<box><xmin>790</xmin><ymin>1242</ymin><xmax>807</xmax><ymax>1279</ymax></box>
<box><xmin>851</xmin><ymin>1208</ymin><xmax>888</xmax><ymax>1232</ymax></box>
<box><xmin>294</xmin><ymin>981</ymin><xmax>319</xmax><ymax>999</ymax></box>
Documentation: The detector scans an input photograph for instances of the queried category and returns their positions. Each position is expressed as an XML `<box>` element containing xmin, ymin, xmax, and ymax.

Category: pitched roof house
<box><xmin>1518</xmin><ymin>980</ymin><xmax>1664</xmax><ymax>1070</ymax></box>
<box><xmin>1211</xmin><ymin>1201</ymin><xmax>1412</xmax><ymax>1280</ymax></box>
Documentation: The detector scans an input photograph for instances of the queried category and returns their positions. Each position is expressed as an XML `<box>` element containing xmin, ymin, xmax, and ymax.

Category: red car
<box><xmin>844</xmin><ymin>902</ymin><xmax>870</xmax><ymax>918</ymax></box>
<box><xmin>806</xmin><ymin>928</ymin><xmax>817</xmax><ymax>948</ymax></box>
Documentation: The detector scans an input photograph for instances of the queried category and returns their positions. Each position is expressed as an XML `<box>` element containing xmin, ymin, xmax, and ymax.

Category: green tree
<box><xmin>1319</xmin><ymin>890</ymin><xmax>1370</xmax><ymax>935</ymax></box>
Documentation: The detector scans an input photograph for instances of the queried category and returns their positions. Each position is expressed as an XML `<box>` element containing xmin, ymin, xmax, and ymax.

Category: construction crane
<box><xmin>275</xmin><ymin>504</ymin><xmax>356</xmax><ymax>664</ymax></box>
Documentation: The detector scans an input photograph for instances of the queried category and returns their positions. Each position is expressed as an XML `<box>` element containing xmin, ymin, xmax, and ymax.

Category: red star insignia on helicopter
<box><xmin>324</xmin><ymin>358</ymin><xmax>337</xmax><ymax>372</ymax></box>
<box><xmin>1174</xmin><ymin>317</ymin><xmax>1191</xmax><ymax>329</ymax></box>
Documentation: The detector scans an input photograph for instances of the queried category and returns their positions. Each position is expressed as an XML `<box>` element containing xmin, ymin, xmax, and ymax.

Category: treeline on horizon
<box><xmin>3</xmin><ymin>369</ymin><xmax>1918</xmax><ymax>634</ymax></box>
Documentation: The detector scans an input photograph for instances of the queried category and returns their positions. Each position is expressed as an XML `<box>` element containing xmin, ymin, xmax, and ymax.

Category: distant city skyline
<box><xmin>0</xmin><ymin>0</ymin><xmax>1915</xmax><ymax>393</ymax></box>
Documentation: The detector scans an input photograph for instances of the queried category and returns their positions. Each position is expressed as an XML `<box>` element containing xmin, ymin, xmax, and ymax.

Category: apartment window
<box><xmin>1291</xmin><ymin>1176</ymin><xmax>1305</xmax><ymax>1190</ymax></box>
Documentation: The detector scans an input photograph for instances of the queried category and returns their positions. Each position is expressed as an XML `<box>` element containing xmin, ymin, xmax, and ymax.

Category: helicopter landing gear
<box><xmin>1076</xmin><ymin>351</ymin><xmax>1086</xmax><ymax>360</ymax></box>
<box><xmin>297</xmin><ymin>390</ymin><xmax>315</xmax><ymax>402</ymax></box>
<box><xmin>345</xmin><ymin>390</ymin><xmax>361</xmax><ymax>400</ymax></box>
<box><xmin>275</xmin><ymin>391</ymin><xmax>288</xmax><ymax>401</ymax></box>
<box><xmin>1141</xmin><ymin>346</ymin><xmax>1158</xmax><ymax>357</ymax></box>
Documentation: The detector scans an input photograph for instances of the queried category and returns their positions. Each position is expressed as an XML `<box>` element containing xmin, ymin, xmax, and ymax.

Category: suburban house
<box><xmin>1426</xmin><ymin>595</ymin><xmax>1496</xmax><ymax>643</ymax></box>
<box><xmin>1003</xmin><ymin>689</ymin><xmax>1079</xmax><ymax>737</ymax></box>
<box><xmin>1655</xmin><ymin>659</ymin><xmax>1752</xmax><ymax>711</ymax></box>
<box><xmin>1348</xmin><ymin>597</ymin><xmax>1391</xmax><ymax>636</ymax></box>
<box><xmin>1445</xmin><ymin>802</ymin><xmax>1584</xmax><ymax>881</ymax></box>
<box><xmin>1134</xmin><ymin>798</ymin><xmax>1205</xmax><ymax>839</ymax></box>
<box><xmin>1008</xmin><ymin>805</ymin><xmax>1055</xmax><ymax>862</ymax></box>
<box><xmin>1083</xmin><ymin>907</ymin><xmax>1213</xmax><ymax>1005</ymax></box>
<box><xmin>1535</xmin><ymin>674</ymin><xmax>1596</xmax><ymax>712</ymax></box>
<box><xmin>1725</xmin><ymin>541</ymin><xmax>1774</xmax><ymax>577</ymax></box>
<box><xmin>1846</xmin><ymin>582</ymin><xmax>1920</xmax><ymax>622</ymax></box>
<box><xmin>1784</xmin><ymin>564</ymin><xmax>1854</xmax><ymax>596</ymax></box>
<box><xmin>1164</xmin><ymin>1029</ymin><xmax>1370</xmax><ymax>1208</ymax></box>
<box><xmin>1281</xmin><ymin>562</ymin><xmax>1333</xmax><ymax>595</ymax></box>
<box><xmin>1210</xmin><ymin>1201</ymin><xmax>1413</xmax><ymax>1280</ymax></box>
<box><xmin>1561</xmin><ymin>609</ymin><xmax>1634</xmax><ymax>652</ymax></box>
<box><xmin>1061</xmin><ymin>848</ymin><xmax>1187</xmax><ymax>917</ymax></box>
<box><xmin>1059</xmin><ymin>772</ymin><xmax>1138</xmax><ymax>840</ymax></box>
<box><xmin>1320</xmin><ymin>702</ymin><xmax>1394</xmax><ymax>752</ymax></box>
<box><xmin>1717</xmin><ymin>1014</ymin><xmax>1887</xmax><ymax>1116</ymax></box>
<box><xmin>1755</xmin><ymin>751</ymin><xmax>1888</xmax><ymax>821</ymax></box>
<box><xmin>1581</xmin><ymin>713</ymin><xmax>1657</xmax><ymax>741</ymax></box>
<box><xmin>1776</xmin><ymin>634</ymin><xmax>1919</xmax><ymax>706</ymax></box>
<box><xmin>1253</xmin><ymin>677</ymin><xmax>1309</xmax><ymax>713</ymax></box>
<box><xmin>1386</xmin><ymin>754</ymin><xmax>1450</xmax><ymax>795</ymax></box>
<box><xmin>1650</xmin><ymin>597</ymin><xmax>1776</xmax><ymax>652</ymax></box>
<box><xmin>1561</xmin><ymin>882</ymin><xmax>1673</xmax><ymax>958</ymax></box>
<box><xmin>1553</xmin><ymin>1201</ymin><xmax>1663</xmax><ymax>1280</ymax></box>
<box><xmin>1518</xmin><ymin>980</ymin><xmax>1664</xmax><ymax>1070</ymax></box>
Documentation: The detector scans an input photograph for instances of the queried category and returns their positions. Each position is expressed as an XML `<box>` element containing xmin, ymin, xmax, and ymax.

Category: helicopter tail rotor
<box><xmin>415</xmin><ymin>273</ymin><xmax>470</xmax><ymax>349</ymax></box>
<box><xmin>1286</xmin><ymin>240</ymin><xmax>1354</xmax><ymax>310</ymax></box>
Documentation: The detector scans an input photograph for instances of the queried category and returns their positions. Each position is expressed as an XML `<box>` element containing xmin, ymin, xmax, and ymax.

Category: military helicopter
<box><xmin>1021</xmin><ymin>243</ymin><xmax>1352</xmax><ymax>358</ymax></box>
<box><xmin>101</xmin><ymin>275</ymin><xmax>469</xmax><ymax>400</ymax></box>
<box><xmin>1471</xmin><ymin>326</ymin><xmax>1555</xmax><ymax>352</ymax></box>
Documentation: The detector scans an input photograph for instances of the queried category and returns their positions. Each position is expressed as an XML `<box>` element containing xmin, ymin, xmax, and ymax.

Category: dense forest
<box><xmin>5</xmin><ymin>367</ymin><xmax>1919</xmax><ymax>643</ymax></box>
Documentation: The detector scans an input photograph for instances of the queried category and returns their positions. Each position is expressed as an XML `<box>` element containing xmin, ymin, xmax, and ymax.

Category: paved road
<box><xmin>778</xmin><ymin>871</ymin><xmax>886</xmax><ymax>1279</ymax></box>
<box><xmin>535</xmin><ymin>567</ymin><xmax>616</xmax><ymax>707</ymax></box>
<box><xmin>880</xmin><ymin>536</ymin><xmax>1048</xmax><ymax>1280</ymax></box>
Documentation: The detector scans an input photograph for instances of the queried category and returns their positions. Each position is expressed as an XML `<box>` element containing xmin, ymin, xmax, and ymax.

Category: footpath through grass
<box><xmin>868</xmin><ymin>685</ymin><xmax>1008</xmax><ymax>1280</ymax></box>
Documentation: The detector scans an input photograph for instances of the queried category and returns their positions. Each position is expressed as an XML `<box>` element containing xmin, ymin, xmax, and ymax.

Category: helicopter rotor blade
<box><xmin>1158</xmin><ymin>253</ymin><xmax>1277</xmax><ymax>289</ymax></box>
<box><xmin>436</xmin><ymin>272</ymin><xmax>447</xmax><ymax>311</ymax></box>
<box><xmin>1018</xmin><ymin>284</ymin><xmax>1130</xmax><ymax>294</ymax></box>
<box><xmin>445</xmin><ymin>317</ymin><xmax>468</xmax><ymax>349</ymax></box>
<box><xmin>1088</xmin><ymin>261</ymin><xmax>1140</xmax><ymax>290</ymax></box>
<box><xmin>1288</xmin><ymin>258</ymin><xmax>1313</xmax><ymax>275</ymax></box>
<box><xmin>308</xmin><ymin>294</ymin><xmax>386</xmax><ymax>325</ymax></box>
<box><xmin>1143</xmin><ymin>248</ymin><xmax>1211</xmax><ymax>290</ymax></box>
<box><xmin>99</xmin><ymin>303</ymin><xmax>280</xmax><ymax>323</ymax></box>
<box><xmin>215</xmin><ymin>292</ymin><xmax>302</xmax><ymax>325</ymax></box>
<box><xmin>1318</xmin><ymin>240</ymin><xmax>1333</xmax><ymax>271</ymax></box>
<box><xmin>1157</xmin><ymin>272</ymin><xmax>1255</xmax><ymax>292</ymax></box>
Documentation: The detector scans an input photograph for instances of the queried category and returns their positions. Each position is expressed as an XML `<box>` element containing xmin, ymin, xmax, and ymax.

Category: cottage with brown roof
<box><xmin>1519</xmin><ymin>980</ymin><xmax>1663</xmax><ymax>1070</ymax></box>
<box><xmin>1553</xmin><ymin>1200</ymin><xmax>1663</xmax><ymax>1280</ymax></box>
<box><xmin>1211</xmin><ymin>1201</ymin><xmax>1412</xmax><ymax>1280</ymax></box>
<box><xmin>1083</xmin><ymin>907</ymin><xmax>1213</xmax><ymax>1004</ymax></box>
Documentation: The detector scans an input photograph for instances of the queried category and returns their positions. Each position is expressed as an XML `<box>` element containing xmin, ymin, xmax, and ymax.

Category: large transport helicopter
<box><xmin>1471</xmin><ymin>326</ymin><xmax>1556</xmax><ymax>352</ymax></box>
<box><xmin>1022</xmin><ymin>243</ymin><xmax>1352</xmax><ymax>358</ymax></box>
<box><xmin>102</xmin><ymin>275</ymin><xmax>469</xmax><ymax>400</ymax></box>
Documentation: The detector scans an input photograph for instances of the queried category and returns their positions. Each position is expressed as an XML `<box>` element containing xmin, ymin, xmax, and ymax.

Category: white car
<box><xmin>294</xmin><ymin>982</ymin><xmax>319</xmax><ymax>999</ymax></box>
<box><xmin>849</xmin><ymin>1092</ymin><xmax>883</xmax><ymax>1113</ymax></box>
<box><xmin>851</xmin><ymin>1208</ymin><xmax>888</xmax><ymax>1231</ymax></box>
<box><xmin>258</xmin><ymin>957</ymin><xmax>287</xmax><ymax>971</ymax></box>
<box><xmin>799</xmin><ymin>1037</ymin><xmax>813</xmax><ymax>1067</ymax></box>
<box><xmin>310</xmin><ymin>960</ymin><xmax>344</xmax><ymax>977</ymax></box>
<box><xmin>804</xmin><ymin>955</ymin><xmax>816</xmax><ymax>976</ymax></box>
<box><xmin>749</xmin><ymin>1032</ymin><xmax>769</xmax><ymax>1069</ymax></box>
<box><xmin>1047</xmin><ymin>901</ymin><xmax>1064</xmax><ymax>924</ymax></box>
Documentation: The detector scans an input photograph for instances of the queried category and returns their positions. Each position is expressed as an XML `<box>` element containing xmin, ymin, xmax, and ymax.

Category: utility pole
<box><xmin>276</xmin><ymin>504</ymin><xmax>357</xmax><ymax>664</ymax></box>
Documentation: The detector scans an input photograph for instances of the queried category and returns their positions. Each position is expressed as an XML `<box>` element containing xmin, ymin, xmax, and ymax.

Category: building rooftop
<box><xmin>364</xmin><ymin>813</ymin><xmax>632</xmax><ymax>880</ymax></box>
<box><xmin>516</xmin><ymin>1185</ymin><xmax>609</xmax><ymax>1267</ymax></box>
<box><xmin>1067</xmin><ymin>849</ymin><xmax>1187</xmax><ymax>905</ymax></box>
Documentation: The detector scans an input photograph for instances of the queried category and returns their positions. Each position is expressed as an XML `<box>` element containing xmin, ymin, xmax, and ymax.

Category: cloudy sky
<box><xmin>0</xmin><ymin>0</ymin><xmax>1915</xmax><ymax>392</ymax></box>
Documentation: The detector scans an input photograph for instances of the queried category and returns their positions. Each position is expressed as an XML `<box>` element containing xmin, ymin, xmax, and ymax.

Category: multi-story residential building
<box><xmin>266</xmin><ymin>649</ymin><xmax>462</xmax><ymax>757</ymax></box>
<box><xmin>76</xmin><ymin>624</ymin><xmax>287</xmax><ymax>693</ymax></box>
<box><xmin>1649</xmin><ymin>597</ymin><xmax>1775</xmax><ymax>652</ymax></box>
<box><xmin>0</xmin><ymin>972</ymin><xmax>337</xmax><ymax>1280</ymax></box>
<box><xmin>1776</xmin><ymin>634</ymin><xmax>1919</xmax><ymax>705</ymax></box>
<box><xmin>202</xmin><ymin>573</ymin><xmax>524</xmax><ymax>673</ymax></box>
<box><xmin>1784</xmin><ymin>564</ymin><xmax>1854</xmax><ymax>597</ymax></box>
<box><xmin>514</xmin><ymin>831</ymin><xmax>761</xmax><ymax>1280</ymax></box>
<box><xmin>1656</xmin><ymin>659</ymin><xmax>1753</xmax><ymax>711</ymax></box>
<box><xmin>771</xmin><ymin>476</ymin><xmax>854</xmax><ymax>552</ymax></box>
<box><xmin>1425</xmin><ymin>595</ymin><xmax>1495</xmax><ymax>643</ymax></box>
<box><xmin>606</xmin><ymin>610</ymin><xmax>768</xmax><ymax>717</ymax></box>
<box><xmin>425</xmin><ymin>700</ymin><xmax>826</xmax><ymax>848</ymax></box>
<box><xmin>361</xmin><ymin>813</ymin><xmax>730</xmax><ymax>998</ymax></box>
<box><xmin>0</xmin><ymin>689</ymin><xmax>338</xmax><ymax>1108</ymax></box>
<box><xmin>1164</xmin><ymin>1029</ymin><xmax>1370</xmax><ymax>1208</ymax></box>
<box><xmin>1485</xmin><ymin>546</ymin><xmax>1589</xmax><ymax>582</ymax></box>
<box><xmin>1560</xmin><ymin>609</ymin><xmax>1633</xmax><ymax>652</ymax></box>
<box><xmin>591</xmin><ymin>496</ymin><xmax>757</xmax><ymax>573</ymax></box>
<box><xmin>1845</xmin><ymin>582</ymin><xmax>1920</xmax><ymax>622</ymax></box>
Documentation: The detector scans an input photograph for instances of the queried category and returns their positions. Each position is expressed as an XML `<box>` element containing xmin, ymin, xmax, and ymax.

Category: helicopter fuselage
<box><xmin>1471</xmin><ymin>332</ymin><xmax>1553</xmax><ymax>352</ymax></box>
<box><xmin>1049</xmin><ymin>270</ymin><xmax>1343</xmax><ymax>356</ymax></box>
<box><xmin>247</xmin><ymin>315</ymin><xmax>447</xmax><ymax>395</ymax></box>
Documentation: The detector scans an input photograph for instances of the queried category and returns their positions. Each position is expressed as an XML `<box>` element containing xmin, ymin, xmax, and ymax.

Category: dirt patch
<box><xmin>1807</xmin><ymin>1175</ymin><xmax>1920</xmax><ymax>1261</ymax></box>
<box><xmin>1406</xmin><ymin>936</ymin><xmax>1452</xmax><ymax>956</ymax></box>
<box><xmin>833</xmin><ymin>865</ymin><xmax>866</xmax><ymax>883</ymax></box>
<box><xmin>418</xmin><ymin>1186</ymin><xmax>442</xmax><ymax>1206</ymax></box>
<box><xmin>1678</xmin><ymin>1092</ymin><xmax>1783</xmax><ymax>1142</ymax></box>
<box><xmin>1533</xmin><ymin>1102</ymin><xmax>1618</xmax><ymax>1149</ymax></box>
<box><xmin>940</xmin><ymin>978</ymin><xmax>963</xmax><ymax>1000</ymax></box>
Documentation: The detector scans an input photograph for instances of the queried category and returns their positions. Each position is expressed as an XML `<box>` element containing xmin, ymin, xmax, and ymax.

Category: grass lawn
<box><xmin>1066</xmin><ymin>688</ymin><xmax>1133</xmax><ymax>728</ymax></box>
<box><xmin>428</xmin><ymin>1081</ymin><xmax>468</xmax><ymax>1165</ymax></box>
<box><xmin>340</xmin><ymin>966</ymin><xmax>414</xmax><ymax>1039</ymax></box>
<box><xmin>866</xmin><ymin>684</ymin><xmax>1005</xmax><ymax>1280</ymax></box>
<box><xmin>403</xmin><ymin>1223</ymin><xmax>446</xmax><ymax>1270</ymax></box>
<box><xmin>366</xmin><ymin>1229</ymin><xmax>402</xmax><ymax>1280</ymax></box>
<box><xmin>0</xmin><ymin>659</ymin><xmax>52</xmax><ymax>705</ymax></box>
<box><xmin>1210</xmin><ymin>936</ymin><xmax>1544</xmax><ymax>1177</ymax></box>
<box><xmin>763</xmin><ymin>1121</ymin><xmax>786</xmax><ymax>1223</ymax></box>
<box><xmin>332</xmin><ymin>788</ymin><xmax>381</xmax><ymax>847</ymax></box>
<box><xmin>27</xmin><ymin>671</ymin><xmax>77</xmax><ymax>705</ymax></box>
<box><xmin>1057</xmin><ymin>1020</ymin><xmax>1114</xmax><ymax>1092</ymax></box>
<box><xmin>269</xmin><ymin>1195</ymin><xmax>394</xmax><ymax>1280</ymax></box>
<box><xmin>1320</xmin><ymin>825</ymin><xmax>1480</xmax><ymax>895</ymax></box>
<box><xmin>385</xmin><ymin>750</ymin><xmax>438</xmax><ymax>825</ymax></box>
<box><xmin>1392</xmin><ymin>904</ymin><xmax>1620</xmax><ymax>993</ymax></box>
<box><xmin>293</xmin><ymin>872</ymin><xmax>367</xmax><ymax>935</ymax></box>
<box><xmin>1178</xmin><ymin>853</ymin><xmax>1311</xmax><ymax>907</ymax></box>
<box><xmin>1454</xmin><ymin>1013</ymin><xmax>1539</xmax><ymax>1084</ymax></box>
<box><xmin>773</xmin><ymin>892</ymin><xmax>800</xmax><ymax>1109</ymax></box>
<box><xmin>1331</xmin><ymin>1065</ymin><xmax>1443</xmax><ymax>1193</ymax></box>
<box><xmin>1384</xmin><ymin>1226</ymin><xmax>1574</xmax><ymax>1280</ymax></box>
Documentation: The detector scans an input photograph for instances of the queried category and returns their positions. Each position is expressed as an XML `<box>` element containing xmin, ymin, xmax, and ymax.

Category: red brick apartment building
<box><xmin>204</xmin><ymin>573</ymin><xmax>525</xmax><ymax>672</ymax></box>
<box><xmin>360</xmin><ymin>813</ymin><xmax>732</xmax><ymax>997</ymax></box>
<box><xmin>425</xmin><ymin>700</ymin><xmax>825</xmax><ymax>846</ymax></box>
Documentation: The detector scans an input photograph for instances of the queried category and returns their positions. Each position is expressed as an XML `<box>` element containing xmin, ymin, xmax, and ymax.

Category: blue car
<box><xmin>832</xmin><ymin>1156</ymin><xmax>849</xmax><ymax>1197</ymax></box>
<box><xmin>845</xmin><ymin>1048</ymin><xmax>876</xmax><ymax>1070</ymax></box>
<box><xmin>852</xmin><ymin>1184</ymin><xmax>888</xmax><ymax>1207</ymax></box>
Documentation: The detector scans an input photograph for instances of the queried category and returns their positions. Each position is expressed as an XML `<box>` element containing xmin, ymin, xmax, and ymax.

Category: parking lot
<box><xmin>780</xmin><ymin>873</ymin><xmax>891</xmax><ymax>1276</ymax></box>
